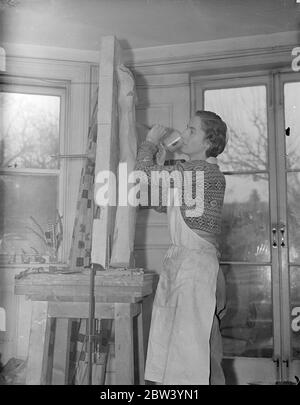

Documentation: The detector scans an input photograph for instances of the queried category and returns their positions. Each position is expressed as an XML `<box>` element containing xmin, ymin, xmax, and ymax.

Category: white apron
<box><xmin>144</xmin><ymin>177</ymin><xmax>220</xmax><ymax>385</ymax></box>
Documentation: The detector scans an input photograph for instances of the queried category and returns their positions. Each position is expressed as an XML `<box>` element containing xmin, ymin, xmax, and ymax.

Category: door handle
<box><xmin>272</xmin><ymin>227</ymin><xmax>278</xmax><ymax>248</ymax></box>
<box><xmin>273</xmin><ymin>356</ymin><xmax>282</xmax><ymax>384</ymax></box>
<box><xmin>280</xmin><ymin>224</ymin><xmax>286</xmax><ymax>248</ymax></box>
<box><xmin>272</xmin><ymin>357</ymin><xmax>280</xmax><ymax>368</ymax></box>
<box><xmin>282</xmin><ymin>358</ymin><xmax>289</xmax><ymax>368</ymax></box>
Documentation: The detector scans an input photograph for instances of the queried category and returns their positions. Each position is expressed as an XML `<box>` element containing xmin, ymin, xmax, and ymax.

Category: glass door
<box><xmin>193</xmin><ymin>73</ymin><xmax>282</xmax><ymax>384</ymax></box>
<box><xmin>276</xmin><ymin>72</ymin><xmax>300</xmax><ymax>382</ymax></box>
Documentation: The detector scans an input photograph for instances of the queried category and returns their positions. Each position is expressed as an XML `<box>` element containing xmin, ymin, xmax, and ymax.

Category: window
<box><xmin>204</xmin><ymin>83</ymin><xmax>273</xmax><ymax>358</ymax></box>
<box><xmin>204</xmin><ymin>85</ymin><xmax>270</xmax><ymax>262</ymax></box>
<box><xmin>0</xmin><ymin>86</ymin><xmax>65</xmax><ymax>265</ymax></box>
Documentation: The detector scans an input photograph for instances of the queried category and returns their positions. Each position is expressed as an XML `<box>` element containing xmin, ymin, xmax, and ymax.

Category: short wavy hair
<box><xmin>195</xmin><ymin>110</ymin><xmax>227</xmax><ymax>158</ymax></box>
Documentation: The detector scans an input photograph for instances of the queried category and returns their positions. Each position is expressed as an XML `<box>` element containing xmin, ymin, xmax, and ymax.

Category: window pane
<box><xmin>0</xmin><ymin>92</ymin><xmax>60</xmax><ymax>169</ymax></box>
<box><xmin>0</xmin><ymin>174</ymin><xmax>58</xmax><ymax>263</ymax></box>
<box><xmin>287</xmin><ymin>172</ymin><xmax>300</xmax><ymax>264</ymax></box>
<box><xmin>220</xmin><ymin>173</ymin><xmax>270</xmax><ymax>262</ymax></box>
<box><xmin>284</xmin><ymin>82</ymin><xmax>300</xmax><ymax>170</ymax></box>
<box><xmin>221</xmin><ymin>264</ymin><xmax>273</xmax><ymax>358</ymax></box>
<box><xmin>205</xmin><ymin>86</ymin><xmax>268</xmax><ymax>172</ymax></box>
<box><xmin>290</xmin><ymin>266</ymin><xmax>300</xmax><ymax>359</ymax></box>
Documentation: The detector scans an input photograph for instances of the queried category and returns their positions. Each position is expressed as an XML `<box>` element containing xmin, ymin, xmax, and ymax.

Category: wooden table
<box><xmin>15</xmin><ymin>269</ymin><xmax>156</xmax><ymax>385</ymax></box>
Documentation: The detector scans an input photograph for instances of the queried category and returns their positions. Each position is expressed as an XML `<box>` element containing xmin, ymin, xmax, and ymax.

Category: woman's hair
<box><xmin>195</xmin><ymin>110</ymin><xmax>227</xmax><ymax>158</ymax></box>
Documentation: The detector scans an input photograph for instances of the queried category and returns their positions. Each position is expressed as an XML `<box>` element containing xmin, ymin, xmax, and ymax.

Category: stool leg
<box><xmin>114</xmin><ymin>303</ymin><xmax>134</xmax><ymax>385</ymax></box>
<box><xmin>137</xmin><ymin>308</ymin><xmax>145</xmax><ymax>385</ymax></box>
<box><xmin>52</xmin><ymin>318</ymin><xmax>73</xmax><ymax>384</ymax></box>
<box><xmin>26</xmin><ymin>301</ymin><xmax>51</xmax><ymax>385</ymax></box>
<box><xmin>45</xmin><ymin>317</ymin><xmax>56</xmax><ymax>384</ymax></box>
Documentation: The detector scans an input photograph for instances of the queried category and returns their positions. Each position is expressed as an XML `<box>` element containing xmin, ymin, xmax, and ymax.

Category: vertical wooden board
<box><xmin>114</xmin><ymin>303</ymin><xmax>134</xmax><ymax>384</ymax></box>
<box><xmin>92</xmin><ymin>123</ymin><xmax>119</xmax><ymax>266</ymax></box>
<box><xmin>69</xmin><ymin>102</ymin><xmax>97</xmax><ymax>272</ymax></box>
<box><xmin>26</xmin><ymin>301</ymin><xmax>51</xmax><ymax>385</ymax></box>
<box><xmin>98</xmin><ymin>78</ymin><xmax>116</xmax><ymax>124</ymax></box>
<box><xmin>90</xmin><ymin>65</ymin><xmax>99</xmax><ymax>120</ymax></box>
<box><xmin>99</xmin><ymin>36</ymin><xmax>121</xmax><ymax>78</ymax></box>
<box><xmin>91</xmin><ymin>36</ymin><xmax>121</xmax><ymax>267</ymax></box>
<box><xmin>52</xmin><ymin>318</ymin><xmax>73</xmax><ymax>385</ymax></box>
<box><xmin>137</xmin><ymin>309</ymin><xmax>145</xmax><ymax>384</ymax></box>
<box><xmin>110</xmin><ymin>64</ymin><xmax>138</xmax><ymax>268</ymax></box>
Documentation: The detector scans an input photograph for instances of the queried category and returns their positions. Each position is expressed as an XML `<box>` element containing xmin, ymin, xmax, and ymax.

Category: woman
<box><xmin>135</xmin><ymin>111</ymin><xmax>228</xmax><ymax>385</ymax></box>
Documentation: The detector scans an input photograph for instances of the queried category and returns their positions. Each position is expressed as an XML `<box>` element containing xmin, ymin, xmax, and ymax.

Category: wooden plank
<box><xmin>15</xmin><ymin>282</ymin><xmax>153</xmax><ymax>295</ymax></box>
<box><xmin>130</xmin><ymin>303</ymin><xmax>141</xmax><ymax>318</ymax></box>
<box><xmin>45</xmin><ymin>318</ymin><xmax>56</xmax><ymax>385</ymax></box>
<box><xmin>137</xmin><ymin>308</ymin><xmax>145</xmax><ymax>385</ymax></box>
<box><xmin>14</xmin><ymin>271</ymin><xmax>155</xmax><ymax>302</ymax></box>
<box><xmin>110</xmin><ymin>64</ymin><xmax>138</xmax><ymax>267</ymax></box>
<box><xmin>68</xmin><ymin>116</ymin><xmax>97</xmax><ymax>272</ymax></box>
<box><xmin>96</xmin><ymin>319</ymin><xmax>113</xmax><ymax>385</ymax></box>
<box><xmin>52</xmin><ymin>318</ymin><xmax>73</xmax><ymax>385</ymax></box>
<box><xmin>114</xmin><ymin>303</ymin><xmax>134</xmax><ymax>384</ymax></box>
<box><xmin>48</xmin><ymin>302</ymin><xmax>114</xmax><ymax>319</ymax></box>
<box><xmin>91</xmin><ymin>36</ymin><xmax>121</xmax><ymax>268</ymax></box>
<box><xmin>15</xmin><ymin>269</ymin><xmax>155</xmax><ymax>286</ymax></box>
<box><xmin>16</xmin><ymin>283</ymin><xmax>151</xmax><ymax>295</ymax></box>
<box><xmin>26</xmin><ymin>301</ymin><xmax>51</xmax><ymax>385</ymax></box>
<box><xmin>22</xmin><ymin>294</ymin><xmax>146</xmax><ymax>304</ymax></box>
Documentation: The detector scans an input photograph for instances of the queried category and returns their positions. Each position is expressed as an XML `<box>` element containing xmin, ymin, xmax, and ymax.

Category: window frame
<box><xmin>1</xmin><ymin>57</ymin><xmax>90</xmax><ymax>264</ymax></box>
<box><xmin>192</xmin><ymin>72</ymin><xmax>282</xmax><ymax>365</ymax></box>
<box><xmin>0</xmin><ymin>81</ymin><xmax>66</xmax><ymax>264</ymax></box>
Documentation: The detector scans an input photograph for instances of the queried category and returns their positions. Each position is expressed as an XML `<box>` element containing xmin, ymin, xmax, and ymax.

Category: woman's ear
<box><xmin>203</xmin><ymin>137</ymin><xmax>210</xmax><ymax>155</ymax></box>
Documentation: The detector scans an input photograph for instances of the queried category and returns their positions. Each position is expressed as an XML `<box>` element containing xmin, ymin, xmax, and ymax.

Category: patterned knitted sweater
<box><xmin>134</xmin><ymin>141</ymin><xmax>226</xmax><ymax>235</ymax></box>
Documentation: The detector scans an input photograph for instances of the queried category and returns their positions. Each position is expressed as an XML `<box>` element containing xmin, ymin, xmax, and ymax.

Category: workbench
<box><xmin>14</xmin><ymin>269</ymin><xmax>156</xmax><ymax>385</ymax></box>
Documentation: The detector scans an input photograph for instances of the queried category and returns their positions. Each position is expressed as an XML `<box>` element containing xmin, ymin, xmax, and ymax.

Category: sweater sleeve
<box><xmin>134</xmin><ymin>141</ymin><xmax>183</xmax><ymax>213</ymax></box>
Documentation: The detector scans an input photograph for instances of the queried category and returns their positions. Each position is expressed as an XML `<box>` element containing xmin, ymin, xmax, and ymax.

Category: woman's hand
<box><xmin>146</xmin><ymin>124</ymin><xmax>168</xmax><ymax>145</ymax></box>
<box><xmin>156</xmin><ymin>143</ymin><xmax>167</xmax><ymax>165</ymax></box>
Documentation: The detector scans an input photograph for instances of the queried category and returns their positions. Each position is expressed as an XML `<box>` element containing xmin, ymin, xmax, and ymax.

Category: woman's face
<box><xmin>179</xmin><ymin>115</ymin><xmax>208</xmax><ymax>158</ymax></box>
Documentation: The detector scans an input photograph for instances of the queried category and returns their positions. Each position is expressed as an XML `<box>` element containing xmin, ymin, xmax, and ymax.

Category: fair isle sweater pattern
<box><xmin>134</xmin><ymin>141</ymin><xmax>226</xmax><ymax>235</ymax></box>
